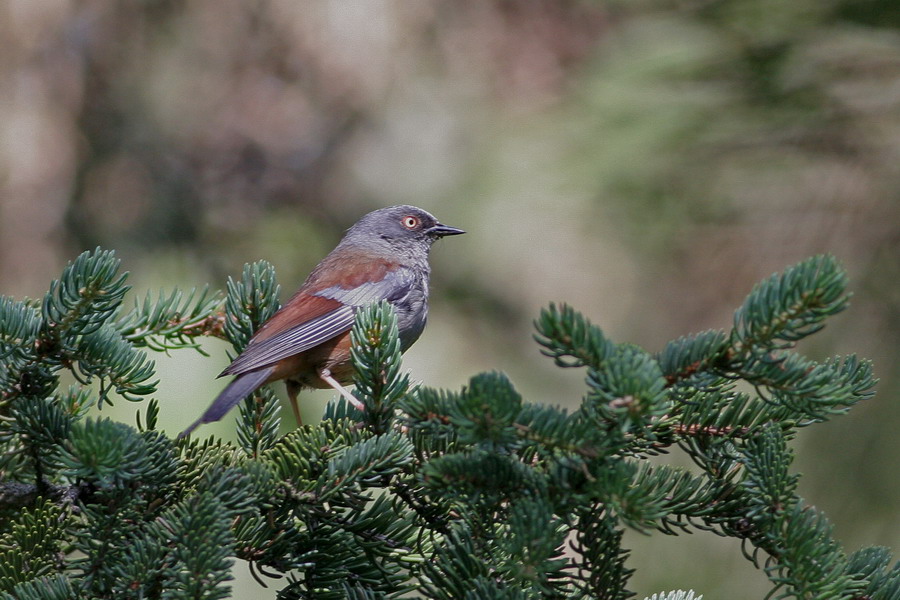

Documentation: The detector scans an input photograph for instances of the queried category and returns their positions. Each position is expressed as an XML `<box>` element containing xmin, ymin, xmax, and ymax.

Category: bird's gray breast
<box><xmin>392</xmin><ymin>276</ymin><xmax>428</xmax><ymax>351</ymax></box>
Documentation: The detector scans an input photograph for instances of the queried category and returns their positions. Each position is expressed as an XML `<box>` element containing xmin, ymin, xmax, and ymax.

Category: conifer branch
<box><xmin>116</xmin><ymin>286</ymin><xmax>225</xmax><ymax>352</ymax></box>
<box><xmin>0</xmin><ymin>250</ymin><xmax>895</xmax><ymax>598</ymax></box>
<box><xmin>534</xmin><ymin>303</ymin><xmax>614</xmax><ymax>369</ymax></box>
<box><xmin>223</xmin><ymin>261</ymin><xmax>281</xmax><ymax>350</ymax></box>
<box><xmin>350</xmin><ymin>301</ymin><xmax>410</xmax><ymax>435</ymax></box>
<box><xmin>40</xmin><ymin>248</ymin><xmax>130</xmax><ymax>340</ymax></box>
<box><xmin>731</xmin><ymin>254</ymin><xmax>849</xmax><ymax>351</ymax></box>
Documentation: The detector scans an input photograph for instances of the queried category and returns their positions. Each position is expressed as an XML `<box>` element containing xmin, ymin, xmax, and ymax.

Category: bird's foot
<box><xmin>318</xmin><ymin>368</ymin><xmax>365</xmax><ymax>411</ymax></box>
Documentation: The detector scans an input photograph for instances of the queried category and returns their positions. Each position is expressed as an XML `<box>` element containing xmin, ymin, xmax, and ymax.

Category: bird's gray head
<box><xmin>342</xmin><ymin>205</ymin><xmax>465</xmax><ymax>259</ymax></box>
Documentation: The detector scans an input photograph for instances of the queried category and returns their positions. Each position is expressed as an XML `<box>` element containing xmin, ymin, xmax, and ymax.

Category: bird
<box><xmin>180</xmin><ymin>205</ymin><xmax>464</xmax><ymax>437</ymax></box>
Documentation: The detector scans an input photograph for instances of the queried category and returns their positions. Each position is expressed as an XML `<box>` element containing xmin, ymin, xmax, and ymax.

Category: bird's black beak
<box><xmin>427</xmin><ymin>223</ymin><xmax>466</xmax><ymax>237</ymax></box>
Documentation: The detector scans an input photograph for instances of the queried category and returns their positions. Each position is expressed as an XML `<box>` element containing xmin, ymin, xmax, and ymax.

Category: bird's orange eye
<box><xmin>401</xmin><ymin>216</ymin><xmax>420</xmax><ymax>229</ymax></box>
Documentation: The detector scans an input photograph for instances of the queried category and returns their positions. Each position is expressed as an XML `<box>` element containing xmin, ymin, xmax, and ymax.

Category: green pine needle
<box><xmin>116</xmin><ymin>286</ymin><xmax>223</xmax><ymax>354</ymax></box>
<box><xmin>350</xmin><ymin>301</ymin><xmax>410</xmax><ymax>434</ymax></box>
<box><xmin>74</xmin><ymin>324</ymin><xmax>157</xmax><ymax>405</ymax></box>
<box><xmin>732</xmin><ymin>254</ymin><xmax>849</xmax><ymax>351</ymax></box>
<box><xmin>534</xmin><ymin>303</ymin><xmax>614</xmax><ymax>369</ymax></box>
<box><xmin>0</xmin><ymin>249</ymin><xmax>891</xmax><ymax>599</ymax></box>
<box><xmin>41</xmin><ymin>248</ymin><xmax>130</xmax><ymax>338</ymax></box>
<box><xmin>223</xmin><ymin>260</ymin><xmax>281</xmax><ymax>350</ymax></box>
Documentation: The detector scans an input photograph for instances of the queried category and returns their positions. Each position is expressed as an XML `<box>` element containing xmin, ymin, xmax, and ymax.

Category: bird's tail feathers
<box><xmin>178</xmin><ymin>367</ymin><xmax>274</xmax><ymax>439</ymax></box>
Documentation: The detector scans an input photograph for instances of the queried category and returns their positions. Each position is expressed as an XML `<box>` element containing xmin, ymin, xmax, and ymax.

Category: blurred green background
<box><xmin>1</xmin><ymin>0</ymin><xmax>898</xmax><ymax>596</ymax></box>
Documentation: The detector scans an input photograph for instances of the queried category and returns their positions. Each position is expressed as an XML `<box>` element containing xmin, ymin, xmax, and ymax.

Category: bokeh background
<box><xmin>2</xmin><ymin>0</ymin><xmax>898</xmax><ymax>596</ymax></box>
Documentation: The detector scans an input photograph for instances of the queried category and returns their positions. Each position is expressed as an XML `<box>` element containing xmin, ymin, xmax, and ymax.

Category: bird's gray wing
<box><xmin>221</xmin><ymin>267</ymin><xmax>415</xmax><ymax>376</ymax></box>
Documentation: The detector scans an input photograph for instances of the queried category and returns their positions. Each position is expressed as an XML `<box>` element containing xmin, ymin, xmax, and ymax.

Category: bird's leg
<box><xmin>318</xmin><ymin>368</ymin><xmax>365</xmax><ymax>411</ymax></box>
<box><xmin>285</xmin><ymin>380</ymin><xmax>303</xmax><ymax>426</ymax></box>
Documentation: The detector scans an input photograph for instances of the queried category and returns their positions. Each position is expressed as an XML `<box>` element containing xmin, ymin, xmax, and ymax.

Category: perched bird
<box><xmin>180</xmin><ymin>205</ymin><xmax>464</xmax><ymax>437</ymax></box>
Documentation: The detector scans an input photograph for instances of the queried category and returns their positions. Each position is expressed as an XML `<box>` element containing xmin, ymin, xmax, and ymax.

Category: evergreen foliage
<box><xmin>0</xmin><ymin>249</ymin><xmax>895</xmax><ymax>598</ymax></box>
<box><xmin>227</xmin><ymin>260</ymin><xmax>283</xmax><ymax>457</ymax></box>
